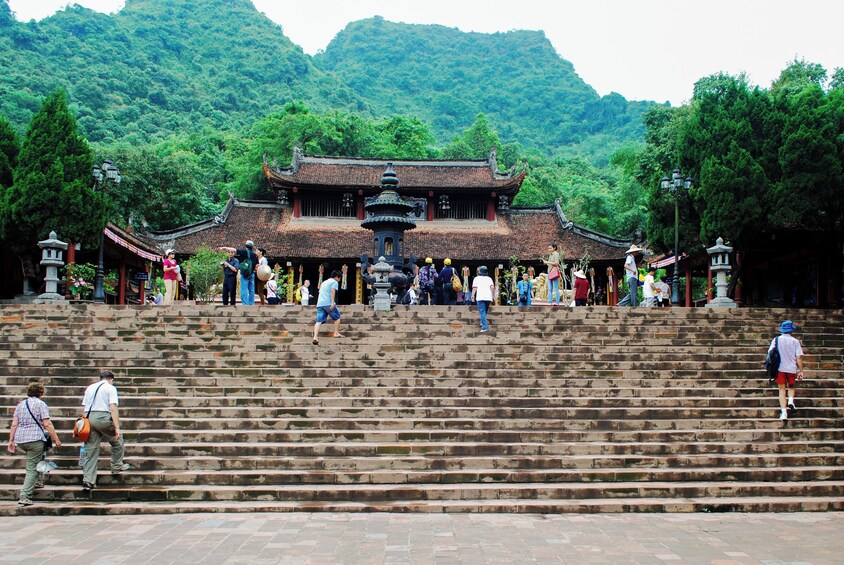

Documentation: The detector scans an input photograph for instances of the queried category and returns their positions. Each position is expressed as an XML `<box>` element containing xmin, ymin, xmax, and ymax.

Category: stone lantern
<box><xmin>705</xmin><ymin>237</ymin><xmax>737</xmax><ymax>308</ymax></box>
<box><xmin>372</xmin><ymin>256</ymin><xmax>393</xmax><ymax>311</ymax></box>
<box><xmin>35</xmin><ymin>231</ymin><xmax>68</xmax><ymax>303</ymax></box>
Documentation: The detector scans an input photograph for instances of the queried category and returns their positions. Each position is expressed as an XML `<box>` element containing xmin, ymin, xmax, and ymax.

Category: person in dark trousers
<box><xmin>769</xmin><ymin>320</ymin><xmax>805</xmax><ymax>420</ymax></box>
<box><xmin>81</xmin><ymin>370</ymin><xmax>130</xmax><ymax>491</ymax></box>
<box><xmin>418</xmin><ymin>258</ymin><xmax>438</xmax><ymax>305</ymax></box>
<box><xmin>218</xmin><ymin>241</ymin><xmax>258</xmax><ymax>306</ymax></box>
<box><xmin>618</xmin><ymin>245</ymin><xmax>643</xmax><ymax>307</ymax></box>
<box><xmin>438</xmin><ymin>258</ymin><xmax>457</xmax><ymax>306</ymax></box>
<box><xmin>221</xmin><ymin>248</ymin><xmax>239</xmax><ymax>306</ymax></box>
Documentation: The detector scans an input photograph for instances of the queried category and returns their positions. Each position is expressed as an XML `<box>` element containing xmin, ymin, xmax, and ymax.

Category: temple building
<box><xmin>150</xmin><ymin>149</ymin><xmax>631</xmax><ymax>304</ymax></box>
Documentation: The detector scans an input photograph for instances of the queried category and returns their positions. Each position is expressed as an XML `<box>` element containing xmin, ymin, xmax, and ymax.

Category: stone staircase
<box><xmin>0</xmin><ymin>303</ymin><xmax>842</xmax><ymax>515</ymax></box>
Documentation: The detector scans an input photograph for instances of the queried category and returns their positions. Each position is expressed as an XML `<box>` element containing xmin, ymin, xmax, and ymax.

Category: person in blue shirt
<box><xmin>517</xmin><ymin>273</ymin><xmax>533</xmax><ymax>306</ymax></box>
<box><xmin>312</xmin><ymin>270</ymin><xmax>343</xmax><ymax>345</ymax></box>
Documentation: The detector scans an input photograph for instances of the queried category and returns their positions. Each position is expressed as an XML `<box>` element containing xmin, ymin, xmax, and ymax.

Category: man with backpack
<box><xmin>218</xmin><ymin>241</ymin><xmax>258</xmax><ymax>306</ymax></box>
<box><xmin>767</xmin><ymin>320</ymin><xmax>805</xmax><ymax>420</ymax></box>
<box><xmin>418</xmin><ymin>258</ymin><xmax>438</xmax><ymax>305</ymax></box>
<box><xmin>438</xmin><ymin>258</ymin><xmax>457</xmax><ymax>306</ymax></box>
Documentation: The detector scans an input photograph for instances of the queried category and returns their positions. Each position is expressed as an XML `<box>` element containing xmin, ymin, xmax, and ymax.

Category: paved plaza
<box><xmin>0</xmin><ymin>512</ymin><xmax>841</xmax><ymax>564</ymax></box>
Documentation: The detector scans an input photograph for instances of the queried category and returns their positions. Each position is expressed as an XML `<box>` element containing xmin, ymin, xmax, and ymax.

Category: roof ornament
<box><xmin>554</xmin><ymin>197</ymin><xmax>574</xmax><ymax>229</ymax></box>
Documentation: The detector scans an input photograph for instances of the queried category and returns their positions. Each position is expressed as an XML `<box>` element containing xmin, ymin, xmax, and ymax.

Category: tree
<box><xmin>1</xmin><ymin>90</ymin><xmax>105</xmax><ymax>251</ymax></box>
<box><xmin>0</xmin><ymin>115</ymin><xmax>19</xmax><ymax>189</ymax></box>
<box><xmin>441</xmin><ymin>114</ymin><xmax>502</xmax><ymax>160</ymax></box>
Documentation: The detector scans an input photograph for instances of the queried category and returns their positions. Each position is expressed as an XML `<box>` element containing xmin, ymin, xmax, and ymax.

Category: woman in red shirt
<box><xmin>573</xmin><ymin>269</ymin><xmax>589</xmax><ymax>306</ymax></box>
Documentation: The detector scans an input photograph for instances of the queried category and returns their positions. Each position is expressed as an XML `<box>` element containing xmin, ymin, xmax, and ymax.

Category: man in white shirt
<box><xmin>81</xmin><ymin>370</ymin><xmax>130</xmax><ymax>491</ymax></box>
<box><xmin>470</xmin><ymin>266</ymin><xmax>495</xmax><ymax>332</ymax></box>
<box><xmin>618</xmin><ymin>245</ymin><xmax>642</xmax><ymax>307</ymax></box>
<box><xmin>768</xmin><ymin>320</ymin><xmax>805</xmax><ymax>420</ymax></box>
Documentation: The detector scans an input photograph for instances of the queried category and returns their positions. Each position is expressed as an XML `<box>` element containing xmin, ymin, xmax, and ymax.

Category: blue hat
<box><xmin>778</xmin><ymin>320</ymin><xmax>797</xmax><ymax>333</ymax></box>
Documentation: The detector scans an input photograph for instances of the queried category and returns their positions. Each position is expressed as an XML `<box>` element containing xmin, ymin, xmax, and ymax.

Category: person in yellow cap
<box><xmin>418</xmin><ymin>257</ymin><xmax>438</xmax><ymax>305</ymax></box>
<box><xmin>438</xmin><ymin>258</ymin><xmax>457</xmax><ymax>305</ymax></box>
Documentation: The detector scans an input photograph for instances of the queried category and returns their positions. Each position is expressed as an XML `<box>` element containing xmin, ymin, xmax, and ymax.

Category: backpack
<box><xmin>765</xmin><ymin>337</ymin><xmax>781</xmax><ymax>383</ymax></box>
<box><xmin>451</xmin><ymin>273</ymin><xmax>462</xmax><ymax>292</ymax></box>
<box><xmin>238</xmin><ymin>257</ymin><xmax>252</xmax><ymax>276</ymax></box>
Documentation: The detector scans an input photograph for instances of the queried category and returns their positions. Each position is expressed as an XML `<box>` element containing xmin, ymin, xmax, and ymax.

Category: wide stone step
<box><xmin>3</xmin><ymin>495</ymin><xmax>843</xmax><ymax>516</ymax></box>
<box><xmin>3</xmin><ymin>465</ymin><xmax>842</xmax><ymax>488</ymax></box>
<box><xmin>22</xmin><ymin>440</ymin><xmax>843</xmax><ymax>458</ymax></box>
<box><xmin>3</xmin><ymin>480</ymin><xmax>843</xmax><ymax>505</ymax></box>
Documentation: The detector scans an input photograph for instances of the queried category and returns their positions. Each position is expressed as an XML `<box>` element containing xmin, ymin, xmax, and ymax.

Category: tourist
<box><xmin>573</xmin><ymin>269</ymin><xmax>589</xmax><ymax>306</ymax></box>
<box><xmin>162</xmin><ymin>249</ymin><xmax>179</xmax><ymax>305</ymax></box>
<box><xmin>312</xmin><ymin>270</ymin><xmax>343</xmax><ymax>345</ymax></box>
<box><xmin>618</xmin><ymin>245</ymin><xmax>643</xmax><ymax>307</ymax></box>
<box><xmin>642</xmin><ymin>267</ymin><xmax>659</xmax><ymax>307</ymax></box>
<box><xmin>361</xmin><ymin>264</ymin><xmax>377</xmax><ymax>305</ymax></box>
<box><xmin>517</xmin><ymin>273</ymin><xmax>532</xmax><ymax>307</ymax></box>
<box><xmin>221</xmin><ymin>249</ymin><xmax>239</xmax><ymax>306</ymax></box>
<box><xmin>769</xmin><ymin>320</ymin><xmax>805</xmax><ymax>420</ymax></box>
<box><xmin>439</xmin><ymin>258</ymin><xmax>457</xmax><ymax>306</ymax></box>
<box><xmin>81</xmin><ymin>370</ymin><xmax>130</xmax><ymax>492</ymax></box>
<box><xmin>656</xmin><ymin>276</ymin><xmax>671</xmax><ymax>307</ymax></box>
<box><xmin>418</xmin><ymin>257</ymin><xmax>438</xmax><ymax>305</ymax></box>
<box><xmin>471</xmin><ymin>265</ymin><xmax>495</xmax><ymax>332</ymax></box>
<box><xmin>266</xmin><ymin>272</ymin><xmax>279</xmax><ymax>305</ymax></box>
<box><xmin>218</xmin><ymin>241</ymin><xmax>258</xmax><ymax>306</ymax></box>
<box><xmin>299</xmin><ymin>280</ymin><xmax>311</xmax><ymax>306</ymax></box>
<box><xmin>7</xmin><ymin>381</ymin><xmax>62</xmax><ymax>507</ymax></box>
<box><xmin>255</xmin><ymin>247</ymin><xmax>268</xmax><ymax>306</ymax></box>
<box><xmin>542</xmin><ymin>243</ymin><xmax>561</xmax><ymax>305</ymax></box>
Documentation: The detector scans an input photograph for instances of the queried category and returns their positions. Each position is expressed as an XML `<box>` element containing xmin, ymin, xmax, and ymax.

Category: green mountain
<box><xmin>0</xmin><ymin>0</ymin><xmax>364</xmax><ymax>144</ymax></box>
<box><xmin>315</xmin><ymin>17</ymin><xmax>653</xmax><ymax>156</ymax></box>
<box><xmin>0</xmin><ymin>0</ymin><xmax>651</xmax><ymax>156</ymax></box>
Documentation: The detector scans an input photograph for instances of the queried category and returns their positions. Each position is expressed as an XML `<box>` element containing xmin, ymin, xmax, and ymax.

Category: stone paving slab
<box><xmin>0</xmin><ymin>512</ymin><xmax>840</xmax><ymax>565</ymax></box>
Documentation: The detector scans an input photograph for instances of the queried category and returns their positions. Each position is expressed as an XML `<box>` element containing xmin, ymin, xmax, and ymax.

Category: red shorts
<box><xmin>775</xmin><ymin>371</ymin><xmax>798</xmax><ymax>386</ymax></box>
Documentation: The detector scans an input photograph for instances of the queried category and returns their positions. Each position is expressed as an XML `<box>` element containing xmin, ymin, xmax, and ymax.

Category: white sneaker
<box><xmin>779</xmin><ymin>409</ymin><xmax>788</xmax><ymax>420</ymax></box>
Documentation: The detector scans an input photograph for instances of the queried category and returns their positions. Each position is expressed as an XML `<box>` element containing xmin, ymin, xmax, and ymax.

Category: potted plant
<box><xmin>187</xmin><ymin>245</ymin><xmax>225</xmax><ymax>304</ymax></box>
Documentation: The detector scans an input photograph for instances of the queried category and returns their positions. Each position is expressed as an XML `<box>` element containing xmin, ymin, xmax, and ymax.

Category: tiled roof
<box><xmin>155</xmin><ymin>201</ymin><xmax>629</xmax><ymax>263</ymax></box>
<box><xmin>264</xmin><ymin>152</ymin><xmax>526</xmax><ymax>194</ymax></box>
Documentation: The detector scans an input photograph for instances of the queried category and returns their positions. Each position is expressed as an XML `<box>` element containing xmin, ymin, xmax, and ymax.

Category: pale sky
<box><xmin>7</xmin><ymin>0</ymin><xmax>842</xmax><ymax>105</ymax></box>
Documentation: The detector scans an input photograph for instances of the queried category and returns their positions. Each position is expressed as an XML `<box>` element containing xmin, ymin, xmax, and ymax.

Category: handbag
<box><xmin>548</xmin><ymin>267</ymin><xmax>560</xmax><ymax>281</ymax></box>
<box><xmin>24</xmin><ymin>399</ymin><xmax>52</xmax><ymax>451</ymax></box>
<box><xmin>451</xmin><ymin>273</ymin><xmax>463</xmax><ymax>292</ymax></box>
<box><xmin>73</xmin><ymin>382</ymin><xmax>105</xmax><ymax>442</ymax></box>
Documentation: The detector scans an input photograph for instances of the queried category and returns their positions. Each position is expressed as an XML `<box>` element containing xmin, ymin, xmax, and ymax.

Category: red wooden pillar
<box><xmin>118</xmin><ymin>262</ymin><xmax>126</xmax><ymax>305</ymax></box>
<box><xmin>734</xmin><ymin>251</ymin><xmax>744</xmax><ymax>306</ymax></box>
<box><xmin>357</xmin><ymin>189</ymin><xmax>365</xmax><ymax>220</ymax></box>
<box><xmin>292</xmin><ymin>187</ymin><xmax>301</xmax><ymax>218</ymax></box>
<box><xmin>706</xmin><ymin>265</ymin><xmax>713</xmax><ymax>303</ymax></box>
<box><xmin>685</xmin><ymin>264</ymin><xmax>692</xmax><ymax>307</ymax></box>
<box><xmin>65</xmin><ymin>241</ymin><xmax>75</xmax><ymax>299</ymax></box>
<box><xmin>427</xmin><ymin>191</ymin><xmax>434</xmax><ymax>222</ymax></box>
<box><xmin>487</xmin><ymin>192</ymin><xmax>496</xmax><ymax>221</ymax></box>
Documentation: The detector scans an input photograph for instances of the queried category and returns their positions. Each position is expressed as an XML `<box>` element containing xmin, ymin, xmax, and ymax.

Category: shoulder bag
<box><xmin>24</xmin><ymin>399</ymin><xmax>52</xmax><ymax>452</ymax></box>
<box><xmin>73</xmin><ymin>383</ymin><xmax>105</xmax><ymax>442</ymax></box>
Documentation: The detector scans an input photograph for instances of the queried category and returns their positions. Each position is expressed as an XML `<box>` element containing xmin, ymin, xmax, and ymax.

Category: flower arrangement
<box><xmin>69</xmin><ymin>276</ymin><xmax>93</xmax><ymax>299</ymax></box>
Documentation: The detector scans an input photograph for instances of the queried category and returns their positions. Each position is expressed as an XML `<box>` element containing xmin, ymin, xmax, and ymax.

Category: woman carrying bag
<box><xmin>543</xmin><ymin>243</ymin><xmax>561</xmax><ymax>305</ymax></box>
<box><xmin>6</xmin><ymin>382</ymin><xmax>62</xmax><ymax>507</ymax></box>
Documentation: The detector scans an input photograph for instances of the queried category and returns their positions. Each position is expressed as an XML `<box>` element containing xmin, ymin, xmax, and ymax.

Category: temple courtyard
<box><xmin>0</xmin><ymin>511</ymin><xmax>841</xmax><ymax>564</ymax></box>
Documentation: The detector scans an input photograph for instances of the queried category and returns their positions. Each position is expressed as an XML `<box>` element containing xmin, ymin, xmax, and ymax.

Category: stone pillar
<box><xmin>35</xmin><ymin>231</ymin><xmax>68</xmax><ymax>303</ymax></box>
<box><xmin>705</xmin><ymin>237</ymin><xmax>737</xmax><ymax>308</ymax></box>
<box><xmin>372</xmin><ymin>257</ymin><xmax>392</xmax><ymax>312</ymax></box>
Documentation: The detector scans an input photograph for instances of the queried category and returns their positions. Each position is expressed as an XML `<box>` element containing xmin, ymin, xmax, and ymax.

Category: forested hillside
<box><xmin>1</xmin><ymin>0</ymin><xmax>650</xmax><ymax>156</ymax></box>
<box><xmin>316</xmin><ymin>17</ymin><xmax>653</xmax><ymax>160</ymax></box>
<box><xmin>0</xmin><ymin>0</ymin><xmax>365</xmax><ymax>145</ymax></box>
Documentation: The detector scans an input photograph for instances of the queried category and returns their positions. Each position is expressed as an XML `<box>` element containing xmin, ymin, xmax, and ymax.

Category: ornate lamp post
<box><xmin>92</xmin><ymin>159</ymin><xmax>121</xmax><ymax>303</ymax></box>
<box><xmin>660</xmin><ymin>169</ymin><xmax>693</xmax><ymax>306</ymax></box>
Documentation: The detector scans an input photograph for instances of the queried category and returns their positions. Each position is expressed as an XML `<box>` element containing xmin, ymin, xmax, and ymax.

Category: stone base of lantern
<box><xmin>706</xmin><ymin>296</ymin><xmax>737</xmax><ymax>308</ymax></box>
<box><xmin>34</xmin><ymin>293</ymin><xmax>67</xmax><ymax>304</ymax></box>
